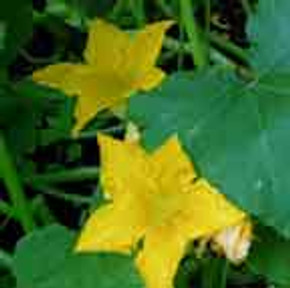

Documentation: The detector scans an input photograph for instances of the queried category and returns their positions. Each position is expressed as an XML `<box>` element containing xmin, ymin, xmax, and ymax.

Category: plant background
<box><xmin>1</xmin><ymin>0</ymin><xmax>289</xmax><ymax>288</ymax></box>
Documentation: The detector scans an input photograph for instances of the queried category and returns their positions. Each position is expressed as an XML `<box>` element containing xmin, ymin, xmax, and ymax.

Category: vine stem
<box><xmin>25</xmin><ymin>167</ymin><xmax>99</xmax><ymax>185</ymax></box>
<box><xmin>129</xmin><ymin>0</ymin><xmax>146</xmax><ymax>26</ymax></box>
<box><xmin>34</xmin><ymin>184</ymin><xmax>93</xmax><ymax>205</ymax></box>
<box><xmin>156</xmin><ymin>0</ymin><xmax>174</xmax><ymax>17</ymax></box>
<box><xmin>241</xmin><ymin>0</ymin><xmax>251</xmax><ymax>15</ymax></box>
<box><xmin>219</xmin><ymin>259</ymin><xmax>229</xmax><ymax>288</ymax></box>
<box><xmin>0</xmin><ymin>250</ymin><xmax>13</xmax><ymax>268</ymax></box>
<box><xmin>0</xmin><ymin>133</ymin><xmax>35</xmax><ymax>233</ymax></box>
<box><xmin>180</xmin><ymin>0</ymin><xmax>208</xmax><ymax>68</ymax></box>
<box><xmin>164</xmin><ymin>34</ymin><xmax>248</xmax><ymax>66</ymax></box>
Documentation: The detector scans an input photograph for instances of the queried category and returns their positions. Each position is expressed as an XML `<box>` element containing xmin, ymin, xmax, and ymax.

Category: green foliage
<box><xmin>0</xmin><ymin>266</ymin><xmax>15</xmax><ymax>288</ymax></box>
<box><xmin>249</xmin><ymin>225</ymin><xmax>290</xmax><ymax>286</ymax></box>
<box><xmin>0</xmin><ymin>0</ymin><xmax>32</xmax><ymax>67</ymax></box>
<box><xmin>0</xmin><ymin>81</ymin><xmax>74</xmax><ymax>168</ymax></box>
<box><xmin>1</xmin><ymin>0</ymin><xmax>290</xmax><ymax>287</ymax></box>
<box><xmin>66</xmin><ymin>0</ymin><xmax>115</xmax><ymax>18</ymax></box>
<box><xmin>129</xmin><ymin>0</ymin><xmax>290</xmax><ymax>240</ymax></box>
<box><xmin>45</xmin><ymin>0</ymin><xmax>115</xmax><ymax>27</ymax></box>
<box><xmin>248</xmin><ymin>0</ymin><xmax>290</xmax><ymax>70</ymax></box>
<box><xmin>14</xmin><ymin>225</ymin><xmax>144</xmax><ymax>288</ymax></box>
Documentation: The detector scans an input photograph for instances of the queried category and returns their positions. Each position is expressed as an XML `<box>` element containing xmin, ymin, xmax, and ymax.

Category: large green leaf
<box><xmin>128</xmin><ymin>1</ymin><xmax>290</xmax><ymax>238</ymax></box>
<box><xmin>249</xmin><ymin>0</ymin><xmax>290</xmax><ymax>70</ymax></box>
<box><xmin>248</xmin><ymin>225</ymin><xmax>290</xmax><ymax>286</ymax></box>
<box><xmin>14</xmin><ymin>225</ymin><xmax>75</xmax><ymax>287</ymax></box>
<box><xmin>14</xmin><ymin>225</ymin><xmax>144</xmax><ymax>288</ymax></box>
<box><xmin>0</xmin><ymin>0</ymin><xmax>32</xmax><ymax>66</ymax></box>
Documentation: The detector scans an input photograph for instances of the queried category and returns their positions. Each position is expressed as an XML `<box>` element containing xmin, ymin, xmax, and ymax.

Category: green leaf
<box><xmin>129</xmin><ymin>68</ymin><xmax>290</xmax><ymax>238</ymax></box>
<box><xmin>130</xmin><ymin>70</ymin><xmax>263</xmax><ymax>207</ymax></box>
<box><xmin>128</xmin><ymin>1</ymin><xmax>290</xmax><ymax>239</ymax></box>
<box><xmin>248</xmin><ymin>225</ymin><xmax>290</xmax><ymax>286</ymax></box>
<box><xmin>248</xmin><ymin>0</ymin><xmax>290</xmax><ymax>71</ymax></box>
<box><xmin>14</xmin><ymin>225</ymin><xmax>74</xmax><ymax>287</ymax></box>
<box><xmin>0</xmin><ymin>0</ymin><xmax>32</xmax><ymax>66</ymax></box>
<box><xmin>14</xmin><ymin>225</ymin><xmax>144</xmax><ymax>288</ymax></box>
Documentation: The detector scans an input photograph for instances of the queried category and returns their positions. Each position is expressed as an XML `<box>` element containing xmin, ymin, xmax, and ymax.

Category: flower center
<box><xmin>150</xmin><ymin>191</ymin><xmax>184</xmax><ymax>227</ymax></box>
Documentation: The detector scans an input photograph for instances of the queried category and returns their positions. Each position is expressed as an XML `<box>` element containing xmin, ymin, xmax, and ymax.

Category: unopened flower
<box><xmin>125</xmin><ymin>121</ymin><xmax>141</xmax><ymax>143</ymax></box>
<box><xmin>212</xmin><ymin>219</ymin><xmax>252</xmax><ymax>264</ymax></box>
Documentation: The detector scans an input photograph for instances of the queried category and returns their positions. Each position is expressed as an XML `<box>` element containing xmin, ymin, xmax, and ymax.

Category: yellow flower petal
<box><xmin>127</xmin><ymin>21</ymin><xmax>173</xmax><ymax>80</ymax></box>
<box><xmin>76</xmin><ymin>193</ymin><xmax>148</xmax><ymax>253</ymax></box>
<box><xmin>151</xmin><ymin>136</ymin><xmax>197</xmax><ymax>192</ymax></box>
<box><xmin>136</xmin><ymin>226</ymin><xmax>188</xmax><ymax>288</ymax></box>
<box><xmin>133</xmin><ymin>67</ymin><xmax>166</xmax><ymax>91</ymax></box>
<box><xmin>180</xmin><ymin>179</ymin><xmax>246</xmax><ymax>239</ymax></box>
<box><xmin>32</xmin><ymin>63</ymin><xmax>84</xmax><ymax>96</ymax></box>
<box><xmin>84</xmin><ymin>19</ymin><xmax>131</xmax><ymax>72</ymax></box>
<box><xmin>77</xmin><ymin>135</ymin><xmax>248</xmax><ymax>288</ymax></box>
<box><xmin>72</xmin><ymin>72</ymin><xmax>132</xmax><ymax>133</ymax></box>
<box><xmin>98</xmin><ymin>134</ymin><xmax>153</xmax><ymax>200</ymax></box>
<box><xmin>34</xmin><ymin>64</ymin><xmax>132</xmax><ymax>134</ymax></box>
<box><xmin>33</xmin><ymin>19</ymin><xmax>171</xmax><ymax>133</ymax></box>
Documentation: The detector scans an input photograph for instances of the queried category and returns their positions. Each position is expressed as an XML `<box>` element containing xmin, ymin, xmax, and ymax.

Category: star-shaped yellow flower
<box><xmin>76</xmin><ymin>134</ymin><xmax>247</xmax><ymax>288</ymax></box>
<box><xmin>33</xmin><ymin>19</ymin><xmax>173</xmax><ymax>133</ymax></box>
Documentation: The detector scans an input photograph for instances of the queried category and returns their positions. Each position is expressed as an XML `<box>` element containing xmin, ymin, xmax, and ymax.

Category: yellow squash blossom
<box><xmin>76</xmin><ymin>134</ymin><xmax>248</xmax><ymax>288</ymax></box>
<box><xmin>33</xmin><ymin>19</ymin><xmax>173</xmax><ymax>133</ymax></box>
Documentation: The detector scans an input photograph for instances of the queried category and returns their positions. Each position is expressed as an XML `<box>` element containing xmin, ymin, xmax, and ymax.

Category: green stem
<box><xmin>164</xmin><ymin>33</ymin><xmax>248</xmax><ymax>66</ymax></box>
<box><xmin>204</xmin><ymin>0</ymin><xmax>211</xmax><ymax>61</ymax></box>
<box><xmin>34</xmin><ymin>184</ymin><xmax>93</xmax><ymax>205</ymax></box>
<box><xmin>157</xmin><ymin>0</ymin><xmax>174</xmax><ymax>17</ymax></box>
<box><xmin>77</xmin><ymin>125</ymin><xmax>124</xmax><ymax>140</ymax></box>
<box><xmin>241</xmin><ymin>0</ymin><xmax>251</xmax><ymax>15</ymax></box>
<box><xmin>130</xmin><ymin>0</ymin><xmax>146</xmax><ymax>26</ymax></box>
<box><xmin>31</xmin><ymin>195</ymin><xmax>56</xmax><ymax>225</ymax></box>
<box><xmin>201</xmin><ymin>258</ymin><xmax>211</xmax><ymax>288</ymax></box>
<box><xmin>164</xmin><ymin>37</ymin><xmax>184</xmax><ymax>52</ymax></box>
<box><xmin>19</xmin><ymin>48</ymin><xmax>60</xmax><ymax>64</ymax></box>
<box><xmin>180</xmin><ymin>0</ymin><xmax>208</xmax><ymax>68</ymax></box>
<box><xmin>109</xmin><ymin>0</ymin><xmax>124</xmax><ymax>20</ymax></box>
<box><xmin>0</xmin><ymin>250</ymin><xmax>13</xmax><ymax>268</ymax></box>
<box><xmin>177</xmin><ymin>19</ymin><xmax>185</xmax><ymax>70</ymax></box>
<box><xmin>0</xmin><ymin>133</ymin><xmax>35</xmax><ymax>233</ymax></box>
<box><xmin>219</xmin><ymin>260</ymin><xmax>229</xmax><ymax>288</ymax></box>
<box><xmin>25</xmin><ymin>167</ymin><xmax>99</xmax><ymax>185</ymax></box>
<box><xmin>210</xmin><ymin>31</ymin><xmax>249</xmax><ymax>65</ymax></box>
